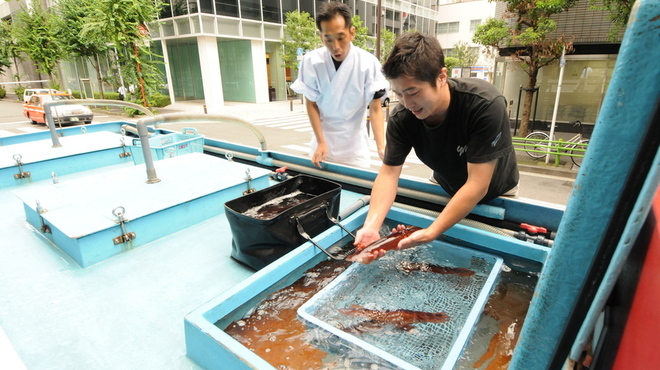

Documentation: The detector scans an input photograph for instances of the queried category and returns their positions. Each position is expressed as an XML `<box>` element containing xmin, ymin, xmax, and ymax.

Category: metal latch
<box><xmin>118</xmin><ymin>136</ymin><xmax>132</xmax><ymax>158</ymax></box>
<box><xmin>112</xmin><ymin>206</ymin><xmax>136</xmax><ymax>244</ymax></box>
<box><xmin>243</xmin><ymin>168</ymin><xmax>255</xmax><ymax>195</ymax></box>
<box><xmin>13</xmin><ymin>154</ymin><xmax>31</xmax><ymax>179</ymax></box>
<box><xmin>36</xmin><ymin>199</ymin><xmax>51</xmax><ymax>234</ymax></box>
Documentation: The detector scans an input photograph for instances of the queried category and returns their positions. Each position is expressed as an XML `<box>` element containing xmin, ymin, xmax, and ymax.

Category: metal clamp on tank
<box><xmin>112</xmin><ymin>206</ymin><xmax>136</xmax><ymax>245</ymax></box>
<box><xmin>12</xmin><ymin>154</ymin><xmax>31</xmax><ymax>179</ymax></box>
<box><xmin>243</xmin><ymin>168</ymin><xmax>255</xmax><ymax>195</ymax></box>
<box><xmin>118</xmin><ymin>136</ymin><xmax>132</xmax><ymax>158</ymax></box>
<box><xmin>35</xmin><ymin>199</ymin><xmax>51</xmax><ymax>234</ymax></box>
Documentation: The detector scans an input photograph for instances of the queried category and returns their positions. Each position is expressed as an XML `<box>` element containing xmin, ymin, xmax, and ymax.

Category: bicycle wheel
<box><xmin>570</xmin><ymin>139</ymin><xmax>590</xmax><ymax>167</ymax></box>
<box><xmin>524</xmin><ymin>132</ymin><xmax>550</xmax><ymax>159</ymax></box>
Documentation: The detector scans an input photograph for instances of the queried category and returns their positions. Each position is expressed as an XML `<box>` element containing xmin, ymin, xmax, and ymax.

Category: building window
<box><xmin>215</xmin><ymin>0</ymin><xmax>238</xmax><ymax>17</ymax></box>
<box><xmin>300</xmin><ymin>1</ymin><xmax>314</xmax><ymax>15</ymax></box>
<box><xmin>281</xmin><ymin>0</ymin><xmax>298</xmax><ymax>14</ymax></box>
<box><xmin>436</xmin><ymin>21</ymin><xmax>459</xmax><ymax>34</ymax></box>
<box><xmin>262</xmin><ymin>0</ymin><xmax>281</xmax><ymax>23</ymax></box>
<box><xmin>470</xmin><ymin>19</ymin><xmax>481</xmax><ymax>32</ymax></box>
<box><xmin>199</xmin><ymin>0</ymin><xmax>213</xmax><ymax>14</ymax></box>
<box><xmin>241</xmin><ymin>0</ymin><xmax>262</xmax><ymax>21</ymax></box>
<box><xmin>444</xmin><ymin>48</ymin><xmax>455</xmax><ymax>57</ymax></box>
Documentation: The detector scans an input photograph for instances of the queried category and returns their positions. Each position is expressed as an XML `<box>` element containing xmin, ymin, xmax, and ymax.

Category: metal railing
<box><xmin>513</xmin><ymin>136</ymin><xmax>589</xmax><ymax>167</ymax></box>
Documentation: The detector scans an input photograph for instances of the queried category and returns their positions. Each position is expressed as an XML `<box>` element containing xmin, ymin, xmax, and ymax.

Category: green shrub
<box><xmin>69</xmin><ymin>90</ymin><xmax>82</xmax><ymax>98</ymax></box>
<box><xmin>14</xmin><ymin>86</ymin><xmax>26</xmax><ymax>100</ymax></box>
<box><xmin>0</xmin><ymin>87</ymin><xmax>6</xmax><ymax>99</ymax></box>
<box><xmin>91</xmin><ymin>92</ymin><xmax>122</xmax><ymax>100</ymax></box>
<box><xmin>150</xmin><ymin>93</ymin><xmax>171</xmax><ymax>107</ymax></box>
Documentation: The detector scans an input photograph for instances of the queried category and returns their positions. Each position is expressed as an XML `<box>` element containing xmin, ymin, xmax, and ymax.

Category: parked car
<box><xmin>23</xmin><ymin>93</ymin><xmax>93</xmax><ymax>126</ymax></box>
<box><xmin>380</xmin><ymin>94</ymin><xmax>390</xmax><ymax>107</ymax></box>
<box><xmin>23</xmin><ymin>88</ymin><xmax>60</xmax><ymax>104</ymax></box>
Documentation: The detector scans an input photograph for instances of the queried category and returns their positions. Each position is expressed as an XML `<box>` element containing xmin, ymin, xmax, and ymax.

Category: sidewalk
<box><xmin>158</xmin><ymin>99</ymin><xmax>578</xmax><ymax>179</ymax></box>
<box><xmin>155</xmin><ymin>98</ymin><xmax>308</xmax><ymax>120</ymax></box>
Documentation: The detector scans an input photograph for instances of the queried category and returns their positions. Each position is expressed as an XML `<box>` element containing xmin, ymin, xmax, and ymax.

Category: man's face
<box><xmin>391</xmin><ymin>71</ymin><xmax>448</xmax><ymax>123</ymax></box>
<box><xmin>319</xmin><ymin>15</ymin><xmax>355</xmax><ymax>62</ymax></box>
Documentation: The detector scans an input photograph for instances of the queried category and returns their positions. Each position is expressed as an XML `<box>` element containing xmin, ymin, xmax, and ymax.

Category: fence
<box><xmin>512</xmin><ymin>136</ymin><xmax>589</xmax><ymax>167</ymax></box>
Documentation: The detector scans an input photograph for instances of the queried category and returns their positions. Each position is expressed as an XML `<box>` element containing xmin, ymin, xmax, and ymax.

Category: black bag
<box><xmin>225</xmin><ymin>175</ymin><xmax>341</xmax><ymax>270</ymax></box>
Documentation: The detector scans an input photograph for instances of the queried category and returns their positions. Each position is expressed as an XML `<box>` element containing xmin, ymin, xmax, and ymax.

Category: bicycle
<box><xmin>523</xmin><ymin>120</ymin><xmax>590</xmax><ymax>167</ymax></box>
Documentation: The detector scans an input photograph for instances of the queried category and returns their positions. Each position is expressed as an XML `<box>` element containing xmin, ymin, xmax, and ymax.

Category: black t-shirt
<box><xmin>384</xmin><ymin>78</ymin><xmax>519</xmax><ymax>202</ymax></box>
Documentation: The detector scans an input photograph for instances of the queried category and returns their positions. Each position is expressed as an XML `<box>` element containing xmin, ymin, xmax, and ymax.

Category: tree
<box><xmin>452</xmin><ymin>41</ymin><xmax>479</xmax><ymax>67</ymax></box>
<box><xmin>379</xmin><ymin>28</ymin><xmax>396</xmax><ymax>64</ymax></box>
<box><xmin>0</xmin><ymin>21</ymin><xmax>13</xmax><ymax>76</ymax></box>
<box><xmin>473</xmin><ymin>0</ymin><xmax>577</xmax><ymax>136</ymax></box>
<box><xmin>280</xmin><ymin>11</ymin><xmax>321</xmax><ymax>76</ymax></box>
<box><xmin>57</xmin><ymin>0</ymin><xmax>112</xmax><ymax>99</ymax></box>
<box><xmin>82</xmin><ymin>0</ymin><xmax>165</xmax><ymax>107</ymax></box>
<box><xmin>590</xmin><ymin>0</ymin><xmax>634</xmax><ymax>42</ymax></box>
<box><xmin>444</xmin><ymin>57</ymin><xmax>460</xmax><ymax>72</ymax></box>
<box><xmin>12</xmin><ymin>0</ymin><xmax>63</xmax><ymax>85</ymax></box>
<box><xmin>351</xmin><ymin>15</ymin><xmax>370</xmax><ymax>51</ymax></box>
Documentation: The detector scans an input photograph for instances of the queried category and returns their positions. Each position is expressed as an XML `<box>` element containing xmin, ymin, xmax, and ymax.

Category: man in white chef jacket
<box><xmin>291</xmin><ymin>1</ymin><xmax>389</xmax><ymax>169</ymax></box>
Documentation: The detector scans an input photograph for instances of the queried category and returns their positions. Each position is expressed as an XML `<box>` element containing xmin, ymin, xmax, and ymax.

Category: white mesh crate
<box><xmin>298</xmin><ymin>241</ymin><xmax>503</xmax><ymax>370</ymax></box>
<box><xmin>130</xmin><ymin>128</ymin><xmax>204</xmax><ymax>165</ymax></box>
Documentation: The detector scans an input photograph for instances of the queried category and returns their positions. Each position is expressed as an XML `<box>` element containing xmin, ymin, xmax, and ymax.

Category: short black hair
<box><xmin>383</xmin><ymin>32</ymin><xmax>446</xmax><ymax>87</ymax></box>
<box><xmin>316</xmin><ymin>1</ymin><xmax>352</xmax><ymax>32</ymax></box>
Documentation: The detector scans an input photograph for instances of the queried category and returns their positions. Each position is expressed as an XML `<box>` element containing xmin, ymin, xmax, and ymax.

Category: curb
<box><xmin>517</xmin><ymin>162</ymin><xmax>577</xmax><ymax>179</ymax></box>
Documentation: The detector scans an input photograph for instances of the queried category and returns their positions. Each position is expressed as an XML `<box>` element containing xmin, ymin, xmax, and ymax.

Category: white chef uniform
<box><xmin>290</xmin><ymin>43</ymin><xmax>388</xmax><ymax>168</ymax></box>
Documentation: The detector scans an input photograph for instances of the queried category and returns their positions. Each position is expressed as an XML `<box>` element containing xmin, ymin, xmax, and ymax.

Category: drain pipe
<box><xmin>43</xmin><ymin>99</ymin><xmax>154</xmax><ymax>148</ymax></box>
<box><xmin>338</xmin><ymin>196</ymin><xmax>371</xmax><ymax>221</ymax></box>
<box><xmin>134</xmin><ymin>116</ymin><xmax>161</xmax><ymax>184</ymax></box>
<box><xmin>392</xmin><ymin>202</ymin><xmax>515</xmax><ymax>238</ymax></box>
<box><xmin>266</xmin><ymin>159</ymin><xmax>506</xmax><ymax>221</ymax></box>
<box><xmin>190</xmin><ymin>145</ymin><xmax>506</xmax><ymax>220</ymax></box>
<box><xmin>128</xmin><ymin>113</ymin><xmax>270</xmax><ymax>184</ymax></box>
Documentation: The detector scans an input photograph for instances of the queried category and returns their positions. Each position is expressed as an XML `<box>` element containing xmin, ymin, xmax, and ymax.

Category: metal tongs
<box><xmin>294</xmin><ymin>205</ymin><xmax>357</xmax><ymax>260</ymax></box>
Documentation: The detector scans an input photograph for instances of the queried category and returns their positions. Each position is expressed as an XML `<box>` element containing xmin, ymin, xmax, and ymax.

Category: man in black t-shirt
<box><xmin>351</xmin><ymin>32</ymin><xmax>519</xmax><ymax>263</ymax></box>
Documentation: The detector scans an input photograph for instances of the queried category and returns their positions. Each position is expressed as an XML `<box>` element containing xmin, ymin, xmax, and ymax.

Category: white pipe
<box><xmin>546</xmin><ymin>47</ymin><xmax>566</xmax><ymax>164</ymax></box>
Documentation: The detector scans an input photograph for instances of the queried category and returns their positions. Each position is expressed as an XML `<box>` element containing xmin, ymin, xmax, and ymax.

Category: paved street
<box><xmin>0</xmin><ymin>96</ymin><xmax>576</xmax><ymax>205</ymax></box>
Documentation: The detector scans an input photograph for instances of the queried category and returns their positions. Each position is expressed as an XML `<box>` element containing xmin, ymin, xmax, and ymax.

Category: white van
<box><xmin>23</xmin><ymin>89</ymin><xmax>59</xmax><ymax>104</ymax></box>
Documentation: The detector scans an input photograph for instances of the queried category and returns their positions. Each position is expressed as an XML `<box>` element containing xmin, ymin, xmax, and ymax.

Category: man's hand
<box><xmin>353</xmin><ymin>227</ymin><xmax>381</xmax><ymax>251</ymax></box>
<box><xmin>312</xmin><ymin>142</ymin><xmax>328</xmax><ymax>168</ymax></box>
<box><xmin>397</xmin><ymin>227</ymin><xmax>434</xmax><ymax>250</ymax></box>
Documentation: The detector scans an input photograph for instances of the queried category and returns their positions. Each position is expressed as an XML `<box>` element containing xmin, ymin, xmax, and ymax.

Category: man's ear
<box><xmin>438</xmin><ymin>68</ymin><xmax>448</xmax><ymax>85</ymax></box>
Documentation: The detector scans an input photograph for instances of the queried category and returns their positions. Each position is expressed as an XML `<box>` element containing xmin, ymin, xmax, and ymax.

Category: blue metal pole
<box><xmin>510</xmin><ymin>1</ymin><xmax>660</xmax><ymax>368</ymax></box>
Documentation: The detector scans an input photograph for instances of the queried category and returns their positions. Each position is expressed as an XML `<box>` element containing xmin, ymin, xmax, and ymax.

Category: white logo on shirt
<box><xmin>457</xmin><ymin>145</ymin><xmax>468</xmax><ymax>156</ymax></box>
<box><xmin>491</xmin><ymin>132</ymin><xmax>502</xmax><ymax>147</ymax></box>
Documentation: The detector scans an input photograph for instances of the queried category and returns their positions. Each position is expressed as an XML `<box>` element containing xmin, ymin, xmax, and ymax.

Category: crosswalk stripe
<box><xmin>251</xmin><ymin>113</ymin><xmax>308</xmax><ymax>125</ymax></box>
<box><xmin>0</xmin><ymin>130</ymin><xmax>15</xmax><ymax>137</ymax></box>
<box><xmin>252</xmin><ymin>113</ymin><xmax>420</xmax><ymax>168</ymax></box>
<box><xmin>281</xmin><ymin>144</ymin><xmax>309</xmax><ymax>153</ymax></box>
<box><xmin>17</xmin><ymin>127</ymin><xmax>43</xmax><ymax>133</ymax></box>
<box><xmin>276</xmin><ymin>123</ymin><xmax>307</xmax><ymax>130</ymax></box>
<box><xmin>280</xmin><ymin>143</ymin><xmax>410</xmax><ymax>169</ymax></box>
<box><xmin>259</xmin><ymin>120</ymin><xmax>308</xmax><ymax>128</ymax></box>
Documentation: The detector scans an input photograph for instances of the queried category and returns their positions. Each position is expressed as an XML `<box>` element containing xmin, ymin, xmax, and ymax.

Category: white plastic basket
<box><xmin>298</xmin><ymin>241</ymin><xmax>503</xmax><ymax>370</ymax></box>
<box><xmin>130</xmin><ymin>128</ymin><xmax>204</xmax><ymax>165</ymax></box>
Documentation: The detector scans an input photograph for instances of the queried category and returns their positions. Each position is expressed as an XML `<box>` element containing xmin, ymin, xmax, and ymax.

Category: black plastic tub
<box><xmin>225</xmin><ymin>175</ymin><xmax>341</xmax><ymax>270</ymax></box>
